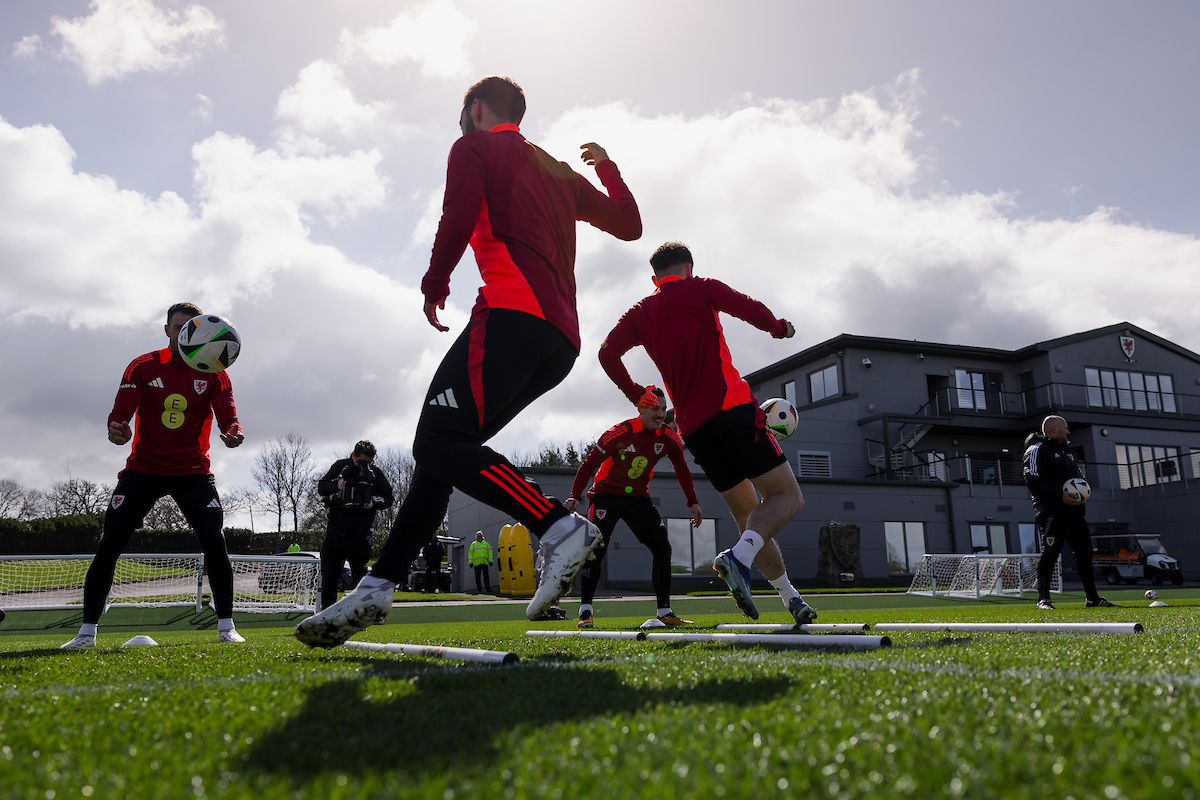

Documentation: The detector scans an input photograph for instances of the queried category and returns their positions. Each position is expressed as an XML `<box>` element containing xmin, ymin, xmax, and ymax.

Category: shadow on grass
<box><xmin>244</xmin><ymin>658</ymin><xmax>793</xmax><ymax>780</ymax></box>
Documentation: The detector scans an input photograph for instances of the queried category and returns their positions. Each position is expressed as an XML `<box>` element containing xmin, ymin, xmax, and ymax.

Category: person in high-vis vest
<box><xmin>468</xmin><ymin>531</ymin><xmax>494</xmax><ymax>593</ymax></box>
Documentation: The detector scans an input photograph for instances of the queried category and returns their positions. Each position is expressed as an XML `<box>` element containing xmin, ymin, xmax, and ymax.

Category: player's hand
<box><xmin>783</xmin><ymin>321</ymin><xmax>795</xmax><ymax>338</ymax></box>
<box><xmin>564</xmin><ymin>497</ymin><xmax>579</xmax><ymax>512</ymax></box>
<box><xmin>337</xmin><ymin>478</ymin><xmax>347</xmax><ymax>491</ymax></box>
<box><xmin>364</xmin><ymin>500</ymin><xmax>374</xmax><ymax>510</ymax></box>
<box><xmin>1062</xmin><ymin>491</ymin><xmax>1082</xmax><ymax>506</ymax></box>
<box><xmin>220</xmin><ymin>430</ymin><xmax>244</xmax><ymax>448</ymax></box>
<box><xmin>424</xmin><ymin>299</ymin><xmax>450</xmax><ymax>332</ymax></box>
<box><xmin>580</xmin><ymin>142</ymin><xmax>609</xmax><ymax>166</ymax></box>
<box><xmin>689</xmin><ymin>504</ymin><xmax>703</xmax><ymax>527</ymax></box>
<box><xmin>108</xmin><ymin>421</ymin><xmax>132</xmax><ymax>445</ymax></box>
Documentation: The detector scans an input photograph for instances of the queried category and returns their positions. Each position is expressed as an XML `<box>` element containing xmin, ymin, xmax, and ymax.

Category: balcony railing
<box><xmin>915</xmin><ymin>382</ymin><xmax>1200</xmax><ymax>420</ymax></box>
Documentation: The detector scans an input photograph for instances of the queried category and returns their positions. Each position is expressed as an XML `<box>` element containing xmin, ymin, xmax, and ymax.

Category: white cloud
<box><xmin>276</xmin><ymin>60</ymin><xmax>391</xmax><ymax>141</ymax></box>
<box><xmin>51</xmin><ymin>0</ymin><xmax>225</xmax><ymax>85</ymax></box>
<box><xmin>338</xmin><ymin>0</ymin><xmax>477</xmax><ymax>81</ymax></box>
<box><xmin>13</xmin><ymin>34</ymin><xmax>42</xmax><ymax>60</ymax></box>
<box><xmin>194</xmin><ymin>92</ymin><xmax>213</xmax><ymax>121</ymax></box>
<box><xmin>0</xmin><ymin>115</ymin><xmax>388</xmax><ymax>330</ymax></box>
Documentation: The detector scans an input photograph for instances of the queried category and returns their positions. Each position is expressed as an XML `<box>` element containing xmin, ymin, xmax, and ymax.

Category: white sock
<box><xmin>769</xmin><ymin>575</ymin><xmax>801</xmax><ymax>604</ymax></box>
<box><xmin>657</xmin><ymin>607</ymin><xmax>673</xmax><ymax>617</ymax></box>
<box><xmin>730</xmin><ymin>530</ymin><xmax>765</xmax><ymax>566</ymax></box>
<box><xmin>579</xmin><ymin>603</ymin><xmax>593</xmax><ymax>616</ymax></box>
<box><xmin>217</xmin><ymin>618</ymin><xmax>235</xmax><ymax>632</ymax></box>
<box><xmin>358</xmin><ymin>575</ymin><xmax>395</xmax><ymax>592</ymax></box>
<box><xmin>79</xmin><ymin>623</ymin><xmax>97</xmax><ymax>637</ymax></box>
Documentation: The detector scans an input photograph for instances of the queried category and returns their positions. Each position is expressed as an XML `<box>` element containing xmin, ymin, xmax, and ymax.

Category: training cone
<box><xmin>639</xmin><ymin>618</ymin><xmax>666</xmax><ymax>629</ymax></box>
<box><xmin>122</xmin><ymin>635</ymin><xmax>159</xmax><ymax>647</ymax></box>
<box><xmin>1150</xmin><ymin>600</ymin><xmax>1168</xmax><ymax>608</ymax></box>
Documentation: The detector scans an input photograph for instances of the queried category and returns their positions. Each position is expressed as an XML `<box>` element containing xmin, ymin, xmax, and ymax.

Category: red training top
<box><xmin>421</xmin><ymin>124</ymin><xmax>642</xmax><ymax>351</ymax></box>
<box><xmin>570</xmin><ymin>417</ymin><xmax>699</xmax><ymax>506</ymax></box>
<box><xmin>108</xmin><ymin>348</ymin><xmax>242</xmax><ymax>475</ymax></box>
<box><xmin>598</xmin><ymin>275</ymin><xmax>789</xmax><ymax>436</ymax></box>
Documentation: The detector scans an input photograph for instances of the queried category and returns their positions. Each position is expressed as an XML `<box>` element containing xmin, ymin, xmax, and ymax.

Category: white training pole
<box><xmin>526</xmin><ymin>630</ymin><xmax>647</xmax><ymax>640</ymax></box>
<box><xmin>874</xmin><ymin>622</ymin><xmax>1143</xmax><ymax>634</ymax></box>
<box><xmin>716</xmin><ymin>623</ymin><xmax>871</xmax><ymax>632</ymax></box>
<box><xmin>644</xmin><ymin>632</ymin><xmax>890</xmax><ymax>649</ymax></box>
<box><xmin>341</xmin><ymin>640</ymin><xmax>520</xmax><ymax>664</ymax></box>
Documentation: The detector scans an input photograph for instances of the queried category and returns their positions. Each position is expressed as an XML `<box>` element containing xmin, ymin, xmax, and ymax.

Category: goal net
<box><xmin>907</xmin><ymin>554</ymin><xmax>1061</xmax><ymax>599</ymax></box>
<box><xmin>0</xmin><ymin>553</ymin><xmax>319</xmax><ymax>613</ymax></box>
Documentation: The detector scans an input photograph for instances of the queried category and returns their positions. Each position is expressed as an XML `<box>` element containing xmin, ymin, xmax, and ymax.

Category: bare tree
<box><xmin>142</xmin><ymin>496</ymin><xmax>188</xmax><ymax>530</ymax></box>
<box><xmin>373</xmin><ymin>447</ymin><xmax>416</xmax><ymax>533</ymax></box>
<box><xmin>0</xmin><ymin>478</ymin><xmax>36</xmax><ymax>519</ymax></box>
<box><xmin>45</xmin><ymin>474</ymin><xmax>111</xmax><ymax>516</ymax></box>
<box><xmin>299</xmin><ymin>480</ymin><xmax>328</xmax><ymax>532</ymax></box>
<box><xmin>251</xmin><ymin>432</ymin><xmax>315</xmax><ymax>531</ymax></box>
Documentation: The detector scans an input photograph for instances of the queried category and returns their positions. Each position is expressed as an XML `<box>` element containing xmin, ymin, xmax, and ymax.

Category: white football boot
<box><xmin>294</xmin><ymin>577</ymin><xmax>394</xmax><ymax>648</ymax></box>
<box><xmin>218</xmin><ymin>629</ymin><xmax>246</xmax><ymax>643</ymax></box>
<box><xmin>526</xmin><ymin>514</ymin><xmax>603</xmax><ymax>620</ymax></box>
<box><xmin>60</xmin><ymin>634</ymin><xmax>96</xmax><ymax>649</ymax></box>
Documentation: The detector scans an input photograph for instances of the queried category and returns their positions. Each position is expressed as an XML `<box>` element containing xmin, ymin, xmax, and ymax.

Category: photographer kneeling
<box><xmin>316</xmin><ymin>440</ymin><xmax>395</xmax><ymax>610</ymax></box>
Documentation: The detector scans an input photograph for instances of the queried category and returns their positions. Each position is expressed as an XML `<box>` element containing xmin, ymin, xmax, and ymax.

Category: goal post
<box><xmin>908</xmin><ymin>554</ymin><xmax>1061</xmax><ymax>599</ymax></box>
<box><xmin>0</xmin><ymin>553</ymin><xmax>320</xmax><ymax>613</ymax></box>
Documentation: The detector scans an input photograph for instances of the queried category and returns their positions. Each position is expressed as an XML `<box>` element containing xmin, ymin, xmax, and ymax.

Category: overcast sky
<box><xmin>2</xmin><ymin>0</ymin><xmax>1199</xmax><ymax>527</ymax></box>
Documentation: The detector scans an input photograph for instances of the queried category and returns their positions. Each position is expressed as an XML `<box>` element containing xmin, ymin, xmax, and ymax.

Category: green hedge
<box><xmin>0</xmin><ymin>516</ymin><xmax>325</xmax><ymax>556</ymax></box>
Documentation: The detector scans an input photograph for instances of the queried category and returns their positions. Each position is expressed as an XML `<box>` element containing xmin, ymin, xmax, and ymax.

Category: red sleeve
<box><xmin>570</xmin><ymin>443</ymin><xmax>610</xmax><ymax>499</ymax></box>
<box><xmin>707</xmin><ymin>279</ymin><xmax>789</xmax><ymax>338</ymax></box>
<box><xmin>575</xmin><ymin>160</ymin><xmax>642</xmax><ymax>241</ymax></box>
<box><xmin>108</xmin><ymin>357</ymin><xmax>145</xmax><ymax>426</ymax></box>
<box><xmin>598</xmin><ymin>312</ymin><xmax>646</xmax><ymax>404</ymax></box>
<box><xmin>211</xmin><ymin>371</ymin><xmax>242</xmax><ymax>438</ymax></box>
<box><xmin>421</xmin><ymin>137</ymin><xmax>487</xmax><ymax>305</ymax></box>
<box><xmin>666</xmin><ymin>433</ymin><xmax>699</xmax><ymax>507</ymax></box>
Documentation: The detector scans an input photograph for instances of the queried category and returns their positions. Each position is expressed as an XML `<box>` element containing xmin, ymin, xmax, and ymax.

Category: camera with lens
<box><xmin>331</xmin><ymin>457</ymin><xmax>375</xmax><ymax>509</ymax></box>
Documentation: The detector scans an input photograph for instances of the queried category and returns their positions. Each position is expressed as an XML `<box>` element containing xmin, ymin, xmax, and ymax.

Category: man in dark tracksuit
<box><xmin>1024</xmin><ymin>415</ymin><xmax>1116</xmax><ymax>610</ymax></box>
<box><xmin>316</xmin><ymin>440</ymin><xmax>394</xmax><ymax>610</ymax></box>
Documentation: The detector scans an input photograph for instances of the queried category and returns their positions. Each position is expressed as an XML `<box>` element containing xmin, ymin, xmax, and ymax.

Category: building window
<box><xmin>808</xmin><ymin>364</ymin><xmax>839</xmax><ymax>403</ymax></box>
<box><xmin>782</xmin><ymin>380</ymin><xmax>797</xmax><ymax>406</ymax></box>
<box><xmin>1086</xmin><ymin>368</ymin><xmax>1176</xmax><ymax>413</ymax></box>
<box><xmin>1018</xmin><ymin>523</ymin><xmax>1039</xmax><ymax>554</ymax></box>
<box><xmin>885</xmin><ymin>521</ymin><xmax>926</xmax><ymax>575</ymax></box>
<box><xmin>794</xmin><ymin>451</ymin><xmax>832</xmax><ymax>478</ymax></box>
<box><xmin>1114</xmin><ymin>444</ymin><xmax>1182</xmax><ymax>489</ymax></box>
<box><xmin>954</xmin><ymin>369</ymin><xmax>987</xmax><ymax>410</ymax></box>
<box><xmin>666</xmin><ymin>518</ymin><xmax>716</xmax><ymax>575</ymax></box>
<box><xmin>969</xmin><ymin>523</ymin><xmax>1009</xmax><ymax>554</ymax></box>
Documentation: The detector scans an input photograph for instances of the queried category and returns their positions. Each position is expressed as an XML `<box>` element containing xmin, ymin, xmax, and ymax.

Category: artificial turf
<box><xmin>1</xmin><ymin>589</ymin><xmax>1198</xmax><ymax>800</ymax></box>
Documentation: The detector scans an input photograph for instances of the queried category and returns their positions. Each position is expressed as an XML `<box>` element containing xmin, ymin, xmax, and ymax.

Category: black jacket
<box><xmin>317</xmin><ymin>458</ymin><xmax>395</xmax><ymax>538</ymax></box>
<box><xmin>1022</xmin><ymin>432</ymin><xmax>1085</xmax><ymax>520</ymax></box>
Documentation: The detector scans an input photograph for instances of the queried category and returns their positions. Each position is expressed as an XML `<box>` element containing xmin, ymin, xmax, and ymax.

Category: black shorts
<box><xmin>682</xmin><ymin>403</ymin><xmax>787</xmax><ymax>492</ymax></box>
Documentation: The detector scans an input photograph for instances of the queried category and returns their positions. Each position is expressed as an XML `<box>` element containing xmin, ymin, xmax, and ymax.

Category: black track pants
<box><xmin>319</xmin><ymin>536</ymin><xmax>371</xmax><ymax>610</ymax></box>
<box><xmin>1037</xmin><ymin>513</ymin><xmax>1099</xmax><ymax>602</ymax></box>
<box><xmin>579</xmin><ymin>493</ymin><xmax>673</xmax><ymax>609</ymax></box>
<box><xmin>84</xmin><ymin>470</ymin><xmax>233</xmax><ymax>623</ymax></box>
<box><xmin>371</xmin><ymin>310</ymin><xmax>576</xmax><ymax>583</ymax></box>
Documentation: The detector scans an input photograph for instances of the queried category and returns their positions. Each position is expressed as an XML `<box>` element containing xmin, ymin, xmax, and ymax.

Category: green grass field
<box><xmin>2</xmin><ymin>589</ymin><xmax>1198</xmax><ymax>800</ymax></box>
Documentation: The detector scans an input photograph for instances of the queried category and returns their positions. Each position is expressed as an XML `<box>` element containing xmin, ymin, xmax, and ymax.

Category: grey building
<box><xmin>446</xmin><ymin>321</ymin><xmax>1200</xmax><ymax>591</ymax></box>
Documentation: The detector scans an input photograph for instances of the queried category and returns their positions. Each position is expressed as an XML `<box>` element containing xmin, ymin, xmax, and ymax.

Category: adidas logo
<box><xmin>207</xmin><ymin>499</ymin><xmax>221</xmax><ymax>509</ymax></box>
<box><xmin>624</xmin><ymin>444</ymin><xmax>637</xmax><ymax>453</ymax></box>
<box><xmin>429</xmin><ymin>389</ymin><xmax>459</xmax><ymax>408</ymax></box>
<box><xmin>148</xmin><ymin>377</ymin><xmax>165</xmax><ymax>389</ymax></box>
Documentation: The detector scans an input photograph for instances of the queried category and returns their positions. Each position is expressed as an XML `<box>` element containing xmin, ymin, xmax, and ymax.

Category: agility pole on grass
<box><xmin>526</xmin><ymin>630</ymin><xmax>647</xmax><ymax>640</ymax></box>
<box><xmin>643</xmin><ymin>632</ymin><xmax>890</xmax><ymax>649</ymax></box>
<box><xmin>716</xmin><ymin>623</ymin><xmax>870</xmax><ymax>632</ymax></box>
<box><xmin>341</xmin><ymin>640</ymin><xmax>519</xmax><ymax>664</ymax></box>
<box><xmin>874</xmin><ymin>622</ymin><xmax>1142</xmax><ymax>634</ymax></box>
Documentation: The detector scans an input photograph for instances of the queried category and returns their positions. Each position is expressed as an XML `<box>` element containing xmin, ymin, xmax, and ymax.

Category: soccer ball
<box><xmin>1063</xmin><ymin>477</ymin><xmax>1091</xmax><ymax>502</ymax></box>
<box><xmin>177</xmin><ymin>315</ymin><xmax>241</xmax><ymax>373</ymax></box>
<box><xmin>1145</xmin><ymin>589</ymin><xmax>1158</xmax><ymax>601</ymax></box>
<box><xmin>760</xmin><ymin>397</ymin><xmax>798</xmax><ymax>441</ymax></box>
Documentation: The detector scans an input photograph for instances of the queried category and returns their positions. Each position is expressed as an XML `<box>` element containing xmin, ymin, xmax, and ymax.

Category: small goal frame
<box><xmin>907</xmin><ymin>553</ymin><xmax>1061</xmax><ymax>600</ymax></box>
<box><xmin>0</xmin><ymin>553</ymin><xmax>320</xmax><ymax>613</ymax></box>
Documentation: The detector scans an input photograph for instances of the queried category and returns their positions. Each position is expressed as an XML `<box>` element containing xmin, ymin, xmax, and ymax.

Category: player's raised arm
<box><xmin>575</xmin><ymin>143</ymin><xmax>642</xmax><ymax>241</ymax></box>
<box><xmin>706</xmin><ymin>278</ymin><xmax>792</xmax><ymax>338</ymax></box>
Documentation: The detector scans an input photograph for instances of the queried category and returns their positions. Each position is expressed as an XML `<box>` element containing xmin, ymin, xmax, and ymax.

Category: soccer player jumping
<box><xmin>296</xmin><ymin>76</ymin><xmax>641</xmax><ymax>647</ymax></box>
<box><xmin>61</xmin><ymin>303</ymin><xmax>246</xmax><ymax>649</ymax></box>
<box><xmin>566</xmin><ymin>386</ymin><xmax>702</xmax><ymax>628</ymax></box>
<box><xmin>598</xmin><ymin>242</ymin><xmax>815</xmax><ymax>624</ymax></box>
